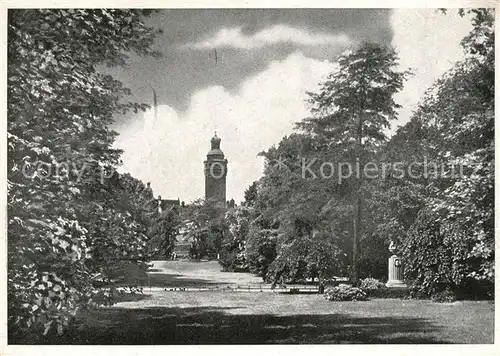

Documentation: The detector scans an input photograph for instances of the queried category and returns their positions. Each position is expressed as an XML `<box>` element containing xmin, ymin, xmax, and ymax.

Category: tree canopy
<box><xmin>243</xmin><ymin>10</ymin><xmax>494</xmax><ymax>299</ymax></box>
<box><xmin>7</xmin><ymin>9</ymin><xmax>165</xmax><ymax>339</ymax></box>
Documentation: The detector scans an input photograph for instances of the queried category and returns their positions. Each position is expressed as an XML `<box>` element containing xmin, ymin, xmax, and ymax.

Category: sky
<box><xmin>111</xmin><ymin>9</ymin><xmax>473</xmax><ymax>204</ymax></box>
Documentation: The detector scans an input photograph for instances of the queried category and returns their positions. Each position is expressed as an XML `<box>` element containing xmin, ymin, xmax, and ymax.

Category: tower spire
<box><xmin>149</xmin><ymin>85</ymin><xmax>158</xmax><ymax>123</ymax></box>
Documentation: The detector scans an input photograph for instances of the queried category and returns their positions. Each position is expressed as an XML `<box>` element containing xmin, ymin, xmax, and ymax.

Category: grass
<box><xmin>12</xmin><ymin>261</ymin><xmax>493</xmax><ymax>344</ymax></box>
<box><xmin>22</xmin><ymin>292</ymin><xmax>494</xmax><ymax>344</ymax></box>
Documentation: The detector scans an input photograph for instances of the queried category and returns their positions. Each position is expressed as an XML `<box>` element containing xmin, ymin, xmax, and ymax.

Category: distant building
<box><xmin>204</xmin><ymin>133</ymin><xmax>228</xmax><ymax>208</ymax></box>
<box><xmin>156</xmin><ymin>195</ymin><xmax>180</xmax><ymax>214</ymax></box>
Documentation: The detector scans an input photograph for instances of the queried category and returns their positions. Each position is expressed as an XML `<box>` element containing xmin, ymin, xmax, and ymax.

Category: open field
<box><xmin>27</xmin><ymin>291</ymin><xmax>494</xmax><ymax>344</ymax></box>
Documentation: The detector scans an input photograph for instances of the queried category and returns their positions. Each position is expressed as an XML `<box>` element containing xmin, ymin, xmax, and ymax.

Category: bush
<box><xmin>359</xmin><ymin>277</ymin><xmax>385</xmax><ymax>290</ymax></box>
<box><xmin>431</xmin><ymin>288</ymin><xmax>457</xmax><ymax>303</ymax></box>
<box><xmin>403</xmin><ymin>209</ymin><xmax>494</xmax><ymax>301</ymax></box>
<box><xmin>324</xmin><ymin>284</ymin><xmax>368</xmax><ymax>301</ymax></box>
<box><xmin>219</xmin><ymin>249</ymin><xmax>248</xmax><ymax>272</ymax></box>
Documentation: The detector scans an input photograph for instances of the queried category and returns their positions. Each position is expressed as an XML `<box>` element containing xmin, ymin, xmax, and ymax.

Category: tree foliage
<box><xmin>7</xmin><ymin>9</ymin><xmax>160</xmax><ymax>338</ymax></box>
<box><xmin>400</xmin><ymin>9</ymin><xmax>494</xmax><ymax>298</ymax></box>
<box><xmin>243</xmin><ymin>181</ymin><xmax>259</xmax><ymax>207</ymax></box>
<box><xmin>218</xmin><ymin>206</ymin><xmax>252</xmax><ymax>271</ymax></box>
<box><xmin>298</xmin><ymin>42</ymin><xmax>410</xmax><ymax>280</ymax></box>
<box><xmin>244</xmin><ymin>11</ymin><xmax>494</xmax><ymax>299</ymax></box>
<box><xmin>246</xmin><ymin>43</ymin><xmax>410</xmax><ymax>284</ymax></box>
<box><xmin>179</xmin><ymin>199</ymin><xmax>227</xmax><ymax>260</ymax></box>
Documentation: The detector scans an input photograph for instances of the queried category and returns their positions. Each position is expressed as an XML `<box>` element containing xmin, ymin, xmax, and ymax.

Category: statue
<box><xmin>386</xmin><ymin>240</ymin><xmax>407</xmax><ymax>288</ymax></box>
<box><xmin>389</xmin><ymin>240</ymin><xmax>396</xmax><ymax>254</ymax></box>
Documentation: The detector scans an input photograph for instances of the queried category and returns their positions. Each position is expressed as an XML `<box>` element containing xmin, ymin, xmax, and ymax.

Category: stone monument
<box><xmin>386</xmin><ymin>241</ymin><xmax>407</xmax><ymax>288</ymax></box>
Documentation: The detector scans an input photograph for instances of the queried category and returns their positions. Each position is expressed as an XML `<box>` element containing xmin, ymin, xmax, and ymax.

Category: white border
<box><xmin>0</xmin><ymin>1</ymin><xmax>498</xmax><ymax>356</ymax></box>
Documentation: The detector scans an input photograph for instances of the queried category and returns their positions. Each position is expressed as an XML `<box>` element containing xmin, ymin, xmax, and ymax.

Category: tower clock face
<box><xmin>208</xmin><ymin>162</ymin><xmax>226</xmax><ymax>179</ymax></box>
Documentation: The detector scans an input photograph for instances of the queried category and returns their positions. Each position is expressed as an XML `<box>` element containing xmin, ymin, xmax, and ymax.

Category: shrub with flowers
<box><xmin>359</xmin><ymin>277</ymin><xmax>385</xmax><ymax>290</ymax></box>
<box><xmin>324</xmin><ymin>284</ymin><xmax>368</xmax><ymax>301</ymax></box>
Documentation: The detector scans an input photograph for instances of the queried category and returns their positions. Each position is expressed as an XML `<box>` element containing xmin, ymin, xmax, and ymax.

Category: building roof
<box><xmin>159</xmin><ymin>198</ymin><xmax>180</xmax><ymax>211</ymax></box>
<box><xmin>207</xmin><ymin>133</ymin><xmax>225</xmax><ymax>157</ymax></box>
<box><xmin>207</xmin><ymin>148</ymin><xmax>224</xmax><ymax>157</ymax></box>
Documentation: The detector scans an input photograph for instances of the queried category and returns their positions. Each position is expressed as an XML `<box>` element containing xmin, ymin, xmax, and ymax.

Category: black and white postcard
<box><xmin>2</xmin><ymin>1</ymin><xmax>497</xmax><ymax>354</ymax></box>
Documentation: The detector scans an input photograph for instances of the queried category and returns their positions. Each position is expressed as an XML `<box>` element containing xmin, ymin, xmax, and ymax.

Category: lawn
<box><xmin>30</xmin><ymin>291</ymin><xmax>493</xmax><ymax>344</ymax></box>
<box><xmin>14</xmin><ymin>261</ymin><xmax>493</xmax><ymax>344</ymax></box>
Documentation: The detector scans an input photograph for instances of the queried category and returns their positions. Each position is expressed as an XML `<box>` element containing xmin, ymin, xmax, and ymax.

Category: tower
<box><xmin>204</xmin><ymin>133</ymin><xmax>228</xmax><ymax>207</ymax></box>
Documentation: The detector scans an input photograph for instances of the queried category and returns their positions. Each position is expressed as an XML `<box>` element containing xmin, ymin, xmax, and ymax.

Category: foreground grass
<box><xmin>23</xmin><ymin>292</ymin><xmax>494</xmax><ymax>344</ymax></box>
<box><xmin>13</xmin><ymin>261</ymin><xmax>493</xmax><ymax>344</ymax></box>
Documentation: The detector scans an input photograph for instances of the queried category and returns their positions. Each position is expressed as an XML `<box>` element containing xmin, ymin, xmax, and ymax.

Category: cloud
<box><xmin>390</xmin><ymin>9</ymin><xmax>473</xmax><ymax>132</ymax></box>
<box><xmin>185</xmin><ymin>24</ymin><xmax>351</xmax><ymax>49</ymax></box>
<box><xmin>114</xmin><ymin>52</ymin><xmax>336</xmax><ymax>203</ymax></box>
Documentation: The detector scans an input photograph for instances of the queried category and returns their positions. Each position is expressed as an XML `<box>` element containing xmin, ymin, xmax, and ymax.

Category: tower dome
<box><xmin>211</xmin><ymin>133</ymin><xmax>221</xmax><ymax>148</ymax></box>
<box><xmin>207</xmin><ymin>132</ymin><xmax>225</xmax><ymax>158</ymax></box>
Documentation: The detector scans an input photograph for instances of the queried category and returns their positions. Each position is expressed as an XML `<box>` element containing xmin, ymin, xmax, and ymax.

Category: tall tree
<box><xmin>297</xmin><ymin>43</ymin><xmax>411</xmax><ymax>281</ymax></box>
<box><xmin>7</xmin><ymin>9</ymin><xmax>159</xmax><ymax>338</ymax></box>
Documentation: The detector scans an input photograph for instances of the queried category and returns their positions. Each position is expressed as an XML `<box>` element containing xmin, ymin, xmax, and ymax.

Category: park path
<box><xmin>146</xmin><ymin>260</ymin><xmax>265</xmax><ymax>287</ymax></box>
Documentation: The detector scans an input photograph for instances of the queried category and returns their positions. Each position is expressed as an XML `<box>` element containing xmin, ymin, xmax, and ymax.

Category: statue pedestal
<box><xmin>386</xmin><ymin>254</ymin><xmax>407</xmax><ymax>288</ymax></box>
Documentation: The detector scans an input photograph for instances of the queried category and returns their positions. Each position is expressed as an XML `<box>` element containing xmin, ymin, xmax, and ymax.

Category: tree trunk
<box><xmin>352</xmin><ymin>110</ymin><xmax>364</xmax><ymax>284</ymax></box>
<box><xmin>318</xmin><ymin>274</ymin><xmax>325</xmax><ymax>294</ymax></box>
<box><xmin>352</xmin><ymin>196</ymin><xmax>361</xmax><ymax>283</ymax></box>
